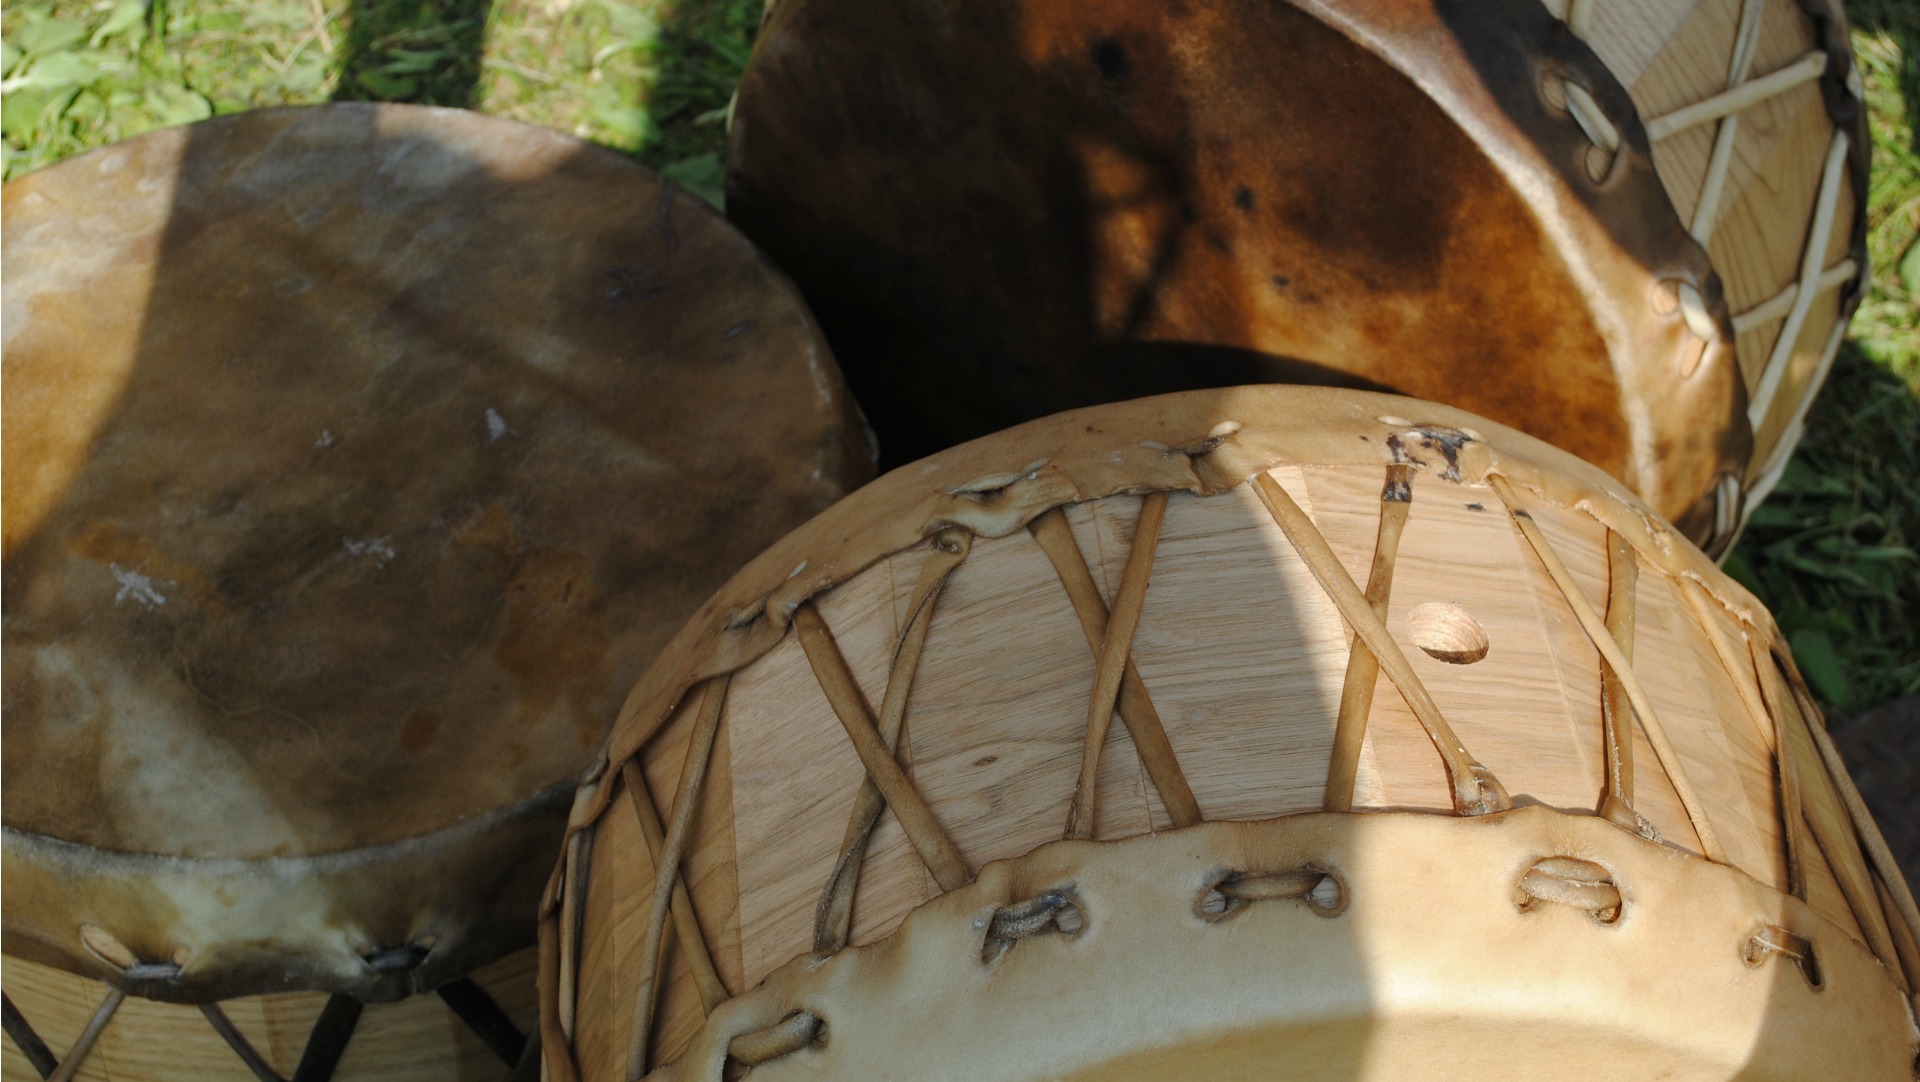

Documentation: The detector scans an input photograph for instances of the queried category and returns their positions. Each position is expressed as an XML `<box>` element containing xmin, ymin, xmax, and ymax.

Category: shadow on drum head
<box><xmin>728</xmin><ymin>0</ymin><xmax>1674</xmax><ymax>487</ymax></box>
<box><xmin>1</xmin><ymin>99</ymin><xmax>869</xmax><ymax>1079</ymax></box>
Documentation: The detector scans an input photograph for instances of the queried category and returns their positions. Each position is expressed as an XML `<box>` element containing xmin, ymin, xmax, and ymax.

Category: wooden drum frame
<box><xmin>541</xmin><ymin>387</ymin><xmax>1918</xmax><ymax>1081</ymax></box>
<box><xmin>1541</xmin><ymin>0</ymin><xmax>1868</xmax><ymax>511</ymax></box>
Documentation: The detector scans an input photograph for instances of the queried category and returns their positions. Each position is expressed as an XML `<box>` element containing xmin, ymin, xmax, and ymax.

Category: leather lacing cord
<box><xmin>1560</xmin><ymin>0</ymin><xmax>1863</xmax><ymax>520</ymax></box>
<box><xmin>1198</xmin><ymin>870</ymin><xmax>1345</xmax><ymax>922</ymax></box>
<box><xmin>1517</xmin><ymin>857</ymin><xmax>1624</xmax><ymax>925</ymax></box>
<box><xmin>981</xmin><ymin>889</ymin><xmax>1084</xmax><ymax>963</ymax></box>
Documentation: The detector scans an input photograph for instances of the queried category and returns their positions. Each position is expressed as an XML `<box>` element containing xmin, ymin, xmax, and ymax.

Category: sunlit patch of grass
<box><xmin>479</xmin><ymin>0</ymin><xmax>662</xmax><ymax>153</ymax></box>
<box><xmin>2</xmin><ymin>0</ymin><xmax>342</xmax><ymax>178</ymax></box>
<box><xmin>1</xmin><ymin>0</ymin><xmax>752</xmax><ymax>202</ymax></box>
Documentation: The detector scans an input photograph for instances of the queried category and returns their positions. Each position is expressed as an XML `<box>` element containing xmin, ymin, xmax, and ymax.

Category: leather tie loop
<box><xmin>1199</xmin><ymin>869</ymin><xmax>1347</xmax><ymax>922</ymax></box>
<box><xmin>726</xmin><ymin>1011</ymin><xmax>824</xmax><ymax>1072</ymax></box>
<box><xmin>982</xmin><ymin>890</ymin><xmax>1083</xmax><ymax>963</ymax></box>
<box><xmin>1517</xmin><ymin>857</ymin><xmax>1623</xmax><ymax>924</ymax></box>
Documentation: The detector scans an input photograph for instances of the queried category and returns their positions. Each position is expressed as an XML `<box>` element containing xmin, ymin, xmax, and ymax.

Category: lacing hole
<box><xmin>1196</xmin><ymin>883</ymin><xmax>1242</xmax><ymax>922</ymax></box>
<box><xmin>1663</xmin><ymin>281</ymin><xmax>1718</xmax><ymax>342</ymax></box>
<box><xmin>724</xmin><ymin>1011</ymin><xmax>826</xmax><ymax>1079</ymax></box>
<box><xmin>1516</xmin><ymin>857</ymin><xmax>1622</xmax><ymax>924</ymax></box>
<box><xmin>1584</xmin><ymin>143</ymin><xmax>1616</xmax><ymax>182</ymax></box>
<box><xmin>1712</xmin><ymin>474</ymin><xmax>1742</xmax><ymax>544</ymax></box>
<box><xmin>1540</xmin><ymin>72</ymin><xmax>1569</xmax><ymax>110</ymax></box>
<box><xmin>79</xmin><ymin>925</ymin><xmax>136</xmax><ymax>970</ymax></box>
<box><xmin>124</xmin><ymin>962</ymin><xmax>182</xmax><ymax>981</ymax></box>
<box><xmin>364</xmin><ymin>944</ymin><xmax>431</xmax><ymax>973</ymax></box>
<box><xmin>946</xmin><ymin>458</ymin><xmax>1049</xmax><ymax>498</ymax></box>
<box><xmin>1303</xmin><ymin>875</ymin><xmax>1346</xmax><ymax>916</ymax></box>
<box><xmin>1651</xmin><ymin>280</ymin><xmax>1681</xmax><ymax>316</ymax></box>
<box><xmin>726</xmin><ymin>598</ymin><xmax>767</xmax><ymax>629</ymax></box>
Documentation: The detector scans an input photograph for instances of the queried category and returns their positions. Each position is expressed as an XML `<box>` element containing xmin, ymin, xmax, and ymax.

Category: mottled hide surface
<box><xmin>1</xmin><ymin>103</ymin><xmax>872</xmax><ymax>1000</ymax></box>
<box><xmin>728</xmin><ymin>0</ymin><xmax>1770</xmax><ymax>548</ymax></box>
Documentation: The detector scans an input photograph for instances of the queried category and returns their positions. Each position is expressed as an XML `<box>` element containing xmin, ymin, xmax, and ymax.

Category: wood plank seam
<box><xmin>1598</xmin><ymin>529</ymin><xmax>1647</xmax><ymax>836</ymax></box>
<box><xmin>1746</xmin><ymin>635</ymin><xmax>1810</xmax><ymax>903</ymax></box>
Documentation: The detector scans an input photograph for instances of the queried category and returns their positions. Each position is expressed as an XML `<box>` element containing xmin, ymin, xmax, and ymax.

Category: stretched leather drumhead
<box><xmin>1</xmin><ymin>103</ymin><xmax>872</xmax><ymax>1003</ymax></box>
<box><xmin>727</xmin><ymin>0</ymin><xmax>1757</xmax><ymax>551</ymax></box>
<box><xmin>542</xmin><ymin>387</ymin><xmax>1918</xmax><ymax>1080</ymax></box>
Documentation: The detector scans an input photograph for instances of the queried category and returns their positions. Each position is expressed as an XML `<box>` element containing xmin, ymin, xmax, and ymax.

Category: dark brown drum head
<box><xmin>1</xmin><ymin>104</ymin><xmax>870</xmax><ymax>996</ymax></box>
<box><xmin>727</xmin><ymin>0</ymin><xmax>1749</xmax><ymax>543</ymax></box>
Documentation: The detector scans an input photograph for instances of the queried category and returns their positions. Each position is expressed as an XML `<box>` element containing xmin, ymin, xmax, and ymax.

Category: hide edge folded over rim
<box><xmin>3</xmin><ymin>782</ymin><xmax>570</xmax><ymax>1004</ymax></box>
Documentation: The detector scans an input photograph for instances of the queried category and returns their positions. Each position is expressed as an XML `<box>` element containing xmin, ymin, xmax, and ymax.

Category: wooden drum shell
<box><xmin>1</xmin><ymin>952</ymin><xmax>536</xmax><ymax>1082</ymax></box>
<box><xmin>1539</xmin><ymin>0</ymin><xmax>1868</xmax><ymax>507</ymax></box>
<box><xmin>541</xmin><ymin>387</ymin><xmax>1918</xmax><ymax>1080</ymax></box>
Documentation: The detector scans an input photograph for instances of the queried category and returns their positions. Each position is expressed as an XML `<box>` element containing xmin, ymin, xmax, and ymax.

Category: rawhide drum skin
<box><xmin>540</xmin><ymin>387</ymin><xmax>1918</xmax><ymax>1081</ymax></box>
<box><xmin>1</xmin><ymin>103</ymin><xmax>871</xmax><ymax>1081</ymax></box>
<box><xmin>1540</xmin><ymin>0</ymin><xmax>1867</xmax><ymax>510</ymax></box>
<box><xmin>728</xmin><ymin>0</ymin><xmax>1868</xmax><ymax>553</ymax></box>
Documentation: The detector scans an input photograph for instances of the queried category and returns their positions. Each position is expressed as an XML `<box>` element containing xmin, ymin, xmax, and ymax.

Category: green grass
<box><xmin>3</xmin><ymin>0</ymin><xmax>1916</xmax><ymax>715</ymax></box>
<box><xmin>0</xmin><ymin>0</ymin><xmax>746</xmax><ymax>201</ymax></box>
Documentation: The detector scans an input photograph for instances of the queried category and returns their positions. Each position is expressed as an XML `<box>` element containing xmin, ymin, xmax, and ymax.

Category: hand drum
<box><xmin>542</xmin><ymin>387</ymin><xmax>1916</xmax><ymax>1081</ymax></box>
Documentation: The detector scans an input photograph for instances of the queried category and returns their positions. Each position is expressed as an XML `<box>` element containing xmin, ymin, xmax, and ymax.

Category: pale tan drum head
<box><xmin>1540</xmin><ymin>0</ymin><xmax>1868</xmax><ymax>510</ymax></box>
<box><xmin>1</xmin><ymin>103</ymin><xmax>871</xmax><ymax>1079</ymax></box>
<box><xmin>542</xmin><ymin>387</ymin><xmax>1918</xmax><ymax>1081</ymax></box>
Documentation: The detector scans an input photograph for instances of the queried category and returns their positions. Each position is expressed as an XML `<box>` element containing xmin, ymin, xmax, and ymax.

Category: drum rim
<box><xmin>3</xmin><ymin>779</ymin><xmax>571</xmax><ymax>1002</ymax></box>
<box><xmin>627</xmin><ymin>808</ymin><xmax>1918</xmax><ymax>1081</ymax></box>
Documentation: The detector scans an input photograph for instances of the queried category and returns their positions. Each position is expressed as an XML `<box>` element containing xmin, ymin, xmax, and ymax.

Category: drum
<box><xmin>1</xmin><ymin>104</ymin><xmax>872</xmax><ymax>1080</ymax></box>
<box><xmin>726</xmin><ymin>0</ymin><xmax>1866</xmax><ymax>553</ymax></box>
<box><xmin>540</xmin><ymin>387</ymin><xmax>1918</xmax><ymax>1080</ymax></box>
<box><xmin>1539</xmin><ymin>0</ymin><xmax>1867</xmax><ymax>508</ymax></box>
